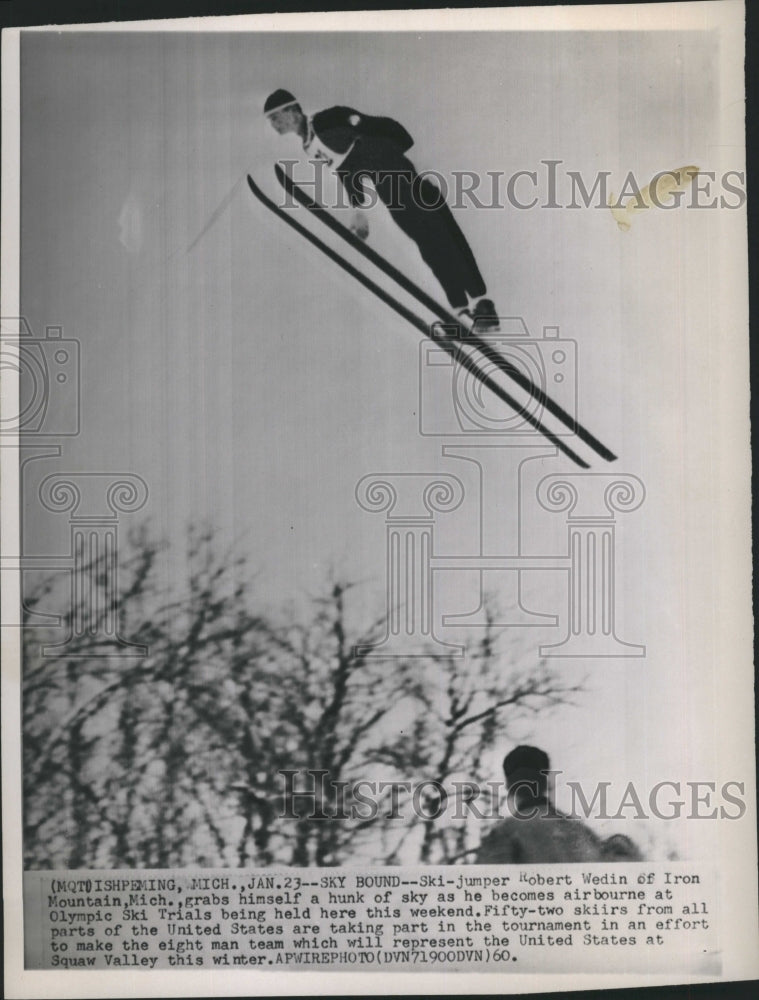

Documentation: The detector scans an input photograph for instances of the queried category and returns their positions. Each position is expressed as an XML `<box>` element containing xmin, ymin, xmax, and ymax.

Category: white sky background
<box><xmin>17</xmin><ymin>23</ymin><xmax>749</xmax><ymax>860</ymax></box>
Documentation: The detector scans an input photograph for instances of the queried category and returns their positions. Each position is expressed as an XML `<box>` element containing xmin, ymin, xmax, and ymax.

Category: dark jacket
<box><xmin>476</xmin><ymin>796</ymin><xmax>644</xmax><ymax>864</ymax></box>
<box><xmin>311</xmin><ymin>105</ymin><xmax>414</xmax><ymax>156</ymax></box>
<box><xmin>476</xmin><ymin>797</ymin><xmax>605</xmax><ymax>864</ymax></box>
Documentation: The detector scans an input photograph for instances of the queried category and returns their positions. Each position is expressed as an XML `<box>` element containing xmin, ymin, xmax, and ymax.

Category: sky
<box><xmin>16</xmin><ymin>22</ymin><xmax>749</xmax><ymax>859</ymax></box>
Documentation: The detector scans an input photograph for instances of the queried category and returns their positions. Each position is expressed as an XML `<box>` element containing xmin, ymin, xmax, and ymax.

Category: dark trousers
<box><xmin>338</xmin><ymin>140</ymin><xmax>487</xmax><ymax>309</ymax></box>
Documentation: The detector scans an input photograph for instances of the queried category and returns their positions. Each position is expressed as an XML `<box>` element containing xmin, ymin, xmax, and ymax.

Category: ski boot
<box><xmin>471</xmin><ymin>297</ymin><xmax>500</xmax><ymax>332</ymax></box>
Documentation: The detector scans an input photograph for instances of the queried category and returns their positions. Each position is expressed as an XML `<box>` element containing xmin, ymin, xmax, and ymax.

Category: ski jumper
<box><xmin>306</xmin><ymin>106</ymin><xmax>488</xmax><ymax>310</ymax></box>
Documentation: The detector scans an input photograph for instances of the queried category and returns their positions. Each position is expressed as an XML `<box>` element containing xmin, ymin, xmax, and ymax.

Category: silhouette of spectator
<box><xmin>476</xmin><ymin>745</ymin><xmax>642</xmax><ymax>863</ymax></box>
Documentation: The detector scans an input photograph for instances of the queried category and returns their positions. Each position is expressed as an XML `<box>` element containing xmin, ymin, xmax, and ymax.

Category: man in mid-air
<box><xmin>264</xmin><ymin>88</ymin><xmax>500</xmax><ymax>330</ymax></box>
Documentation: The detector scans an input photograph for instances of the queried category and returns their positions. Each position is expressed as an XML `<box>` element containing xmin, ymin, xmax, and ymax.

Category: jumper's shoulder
<box><xmin>312</xmin><ymin>105</ymin><xmax>361</xmax><ymax>130</ymax></box>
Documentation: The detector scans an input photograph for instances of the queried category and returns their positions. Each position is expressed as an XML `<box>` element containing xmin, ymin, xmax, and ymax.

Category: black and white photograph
<box><xmin>2</xmin><ymin>2</ymin><xmax>756</xmax><ymax>995</ymax></box>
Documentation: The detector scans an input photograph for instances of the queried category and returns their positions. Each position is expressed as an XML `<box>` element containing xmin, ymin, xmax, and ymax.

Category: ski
<box><xmin>247</xmin><ymin>173</ymin><xmax>590</xmax><ymax>468</ymax></box>
<box><xmin>275</xmin><ymin>163</ymin><xmax>616</xmax><ymax>464</ymax></box>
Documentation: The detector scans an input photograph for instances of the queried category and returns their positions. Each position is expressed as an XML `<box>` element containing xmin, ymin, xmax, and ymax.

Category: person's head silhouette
<box><xmin>503</xmin><ymin>745</ymin><xmax>551</xmax><ymax>807</ymax></box>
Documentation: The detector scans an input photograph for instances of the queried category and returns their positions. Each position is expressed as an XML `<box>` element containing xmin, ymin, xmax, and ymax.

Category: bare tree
<box><xmin>23</xmin><ymin>526</ymin><xmax>273</xmax><ymax>867</ymax></box>
<box><xmin>23</xmin><ymin>531</ymin><xmax>583</xmax><ymax>868</ymax></box>
<box><xmin>372</xmin><ymin>606</ymin><xmax>584</xmax><ymax>865</ymax></box>
<box><xmin>248</xmin><ymin>580</ymin><xmax>420</xmax><ymax>866</ymax></box>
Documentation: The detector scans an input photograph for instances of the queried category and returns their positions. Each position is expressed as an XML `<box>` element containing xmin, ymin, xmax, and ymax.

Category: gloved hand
<box><xmin>350</xmin><ymin>210</ymin><xmax>369</xmax><ymax>241</ymax></box>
